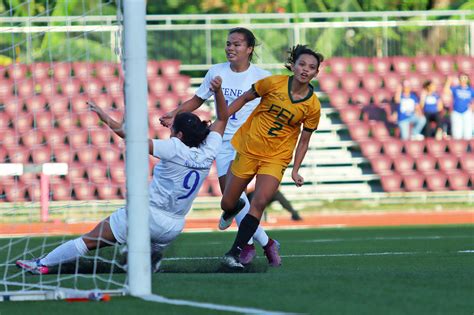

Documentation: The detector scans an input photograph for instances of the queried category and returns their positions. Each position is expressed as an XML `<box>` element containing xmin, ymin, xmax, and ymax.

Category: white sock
<box><xmin>234</xmin><ymin>192</ymin><xmax>269</xmax><ymax>247</ymax></box>
<box><xmin>39</xmin><ymin>238</ymin><xmax>89</xmax><ymax>266</ymax></box>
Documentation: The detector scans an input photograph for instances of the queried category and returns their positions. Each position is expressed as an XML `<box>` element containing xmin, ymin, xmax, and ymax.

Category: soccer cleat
<box><xmin>263</xmin><ymin>239</ymin><xmax>281</xmax><ymax>267</ymax></box>
<box><xmin>239</xmin><ymin>244</ymin><xmax>257</xmax><ymax>265</ymax></box>
<box><xmin>221</xmin><ymin>254</ymin><xmax>244</xmax><ymax>270</ymax></box>
<box><xmin>218</xmin><ymin>198</ymin><xmax>245</xmax><ymax>230</ymax></box>
<box><xmin>16</xmin><ymin>259</ymin><xmax>49</xmax><ymax>275</ymax></box>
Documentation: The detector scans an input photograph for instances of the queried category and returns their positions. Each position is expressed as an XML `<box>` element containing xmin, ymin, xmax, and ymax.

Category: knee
<box><xmin>221</xmin><ymin>197</ymin><xmax>236</xmax><ymax>212</ymax></box>
<box><xmin>250</xmin><ymin>196</ymin><xmax>268</xmax><ymax>213</ymax></box>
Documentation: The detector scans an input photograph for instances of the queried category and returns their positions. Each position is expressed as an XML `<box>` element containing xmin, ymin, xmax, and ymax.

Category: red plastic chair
<box><xmin>0</xmin><ymin>145</ymin><xmax>6</xmax><ymax>163</ymax></box>
<box><xmin>21</xmin><ymin>130</ymin><xmax>44</xmax><ymax>147</ymax></box>
<box><xmin>17</xmin><ymin>80</ymin><xmax>35</xmax><ymax>98</ymax></box>
<box><xmin>4</xmin><ymin>182</ymin><xmax>27</xmax><ymax>202</ymax></box>
<box><xmin>413</xmin><ymin>56</ymin><xmax>434</xmax><ymax>75</ymax></box>
<box><xmin>407</xmin><ymin>73</ymin><xmax>424</xmax><ymax>93</ymax></box>
<box><xmin>70</xmin><ymin>95</ymin><xmax>89</xmax><ymax>113</ymax></box>
<box><xmin>82</xmin><ymin>78</ymin><xmax>103</xmax><ymax>97</ymax></box>
<box><xmin>361</xmin><ymin>73</ymin><xmax>382</xmax><ymax>93</ymax></box>
<box><xmin>372</xmin><ymin>88</ymin><xmax>393</xmax><ymax>106</ymax></box>
<box><xmin>31</xmin><ymin>146</ymin><xmax>52</xmax><ymax>164</ymax></box>
<box><xmin>8</xmin><ymin>146</ymin><xmax>30</xmax><ymax>163</ymax></box>
<box><xmin>447</xmin><ymin>140</ymin><xmax>468</xmax><ymax>157</ymax></box>
<box><xmin>76</xmin><ymin>145</ymin><xmax>99</xmax><ymax>164</ymax></box>
<box><xmin>383</xmin><ymin>72</ymin><xmax>402</xmax><ymax>93</ymax></box>
<box><xmin>327</xmin><ymin>57</ymin><xmax>349</xmax><ymax>77</ymax></box>
<box><xmin>78</xmin><ymin>112</ymin><xmax>100</xmax><ymax>129</ymax></box>
<box><xmin>0</xmin><ymin>79</ymin><xmax>14</xmax><ymax>100</ymax></box>
<box><xmin>339</xmin><ymin>106</ymin><xmax>361</xmax><ymax>124</ymax></box>
<box><xmin>13</xmin><ymin>113</ymin><xmax>33</xmax><ymax>133</ymax></box>
<box><xmin>434</xmin><ymin>56</ymin><xmax>455</xmax><ymax>75</ymax></box>
<box><xmin>425</xmin><ymin>171</ymin><xmax>448</xmax><ymax>191</ymax></box>
<box><xmin>50</xmin><ymin>181</ymin><xmax>73</xmax><ymax>201</ymax></box>
<box><xmin>340</xmin><ymin>73</ymin><xmax>360</xmax><ymax>93</ymax></box>
<box><xmin>369</xmin><ymin>155</ymin><xmax>393</xmax><ymax>175</ymax></box>
<box><xmin>2</xmin><ymin>129</ymin><xmax>20</xmax><ymax>150</ymax></box>
<box><xmin>392</xmin><ymin>56</ymin><xmax>413</xmax><ymax>75</ymax></box>
<box><xmin>358</xmin><ymin>140</ymin><xmax>382</xmax><ymax>158</ymax></box>
<box><xmin>382</xmin><ymin>139</ymin><xmax>408</xmax><ymax>159</ymax></box>
<box><xmin>328</xmin><ymin>91</ymin><xmax>349</xmax><ymax>109</ymax></box>
<box><xmin>415</xmin><ymin>155</ymin><xmax>437</xmax><ymax>175</ymax></box>
<box><xmin>94</xmin><ymin>62</ymin><xmax>117</xmax><ymax>81</ymax></box>
<box><xmin>347</xmin><ymin>122</ymin><xmax>370</xmax><ymax>141</ymax></box>
<box><xmin>402</xmin><ymin>172</ymin><xmax>425</xmax><ymax>192</ymax></box>
<box><xmin>66</xmin><ymin>163</ymin><xmax>87</xmax><ymax>184</ymax></box>
<box><xmin>158</xmin><ymin>59</ymin><xmax>181</xmax><ymax>78</ymax></box>
<box><xmin>158</xmin><ymin>92</ymin><xmax>180</xmax><ymax>112</ymax></box>
<box><xmin>350</xmin><ymin>57</ymin><xmax>370</xmax><ymax>77</ymax></box>
<box><xmin>52</xmin><ymin>144</ymin><xmax>72</xmax><ymax>163</ymax></box>
<box><xmin>60</xmin><ymin>79</ymin><xmax>81</xmax><ymax>97</ymax></box>
<box><xmin>149</xmin><ymin>77</ymin><xmax>169</xmax><ymax>97</ymax></box>
<box><xmin>25</xmin><ymin>95</ymin><xmax>47</xmax><ymax>113</ymax></box>
<box><xmin>109</xmin><ymin>162</ymin><xmax>125</xmax><ymax>185</ymax></box>
<box><xmin>0</xmin><ymin>112</ymin><xmax>10</xmax><ymax>130</ymax></box>
<box><xmin>72</xmin><ymin>62</ymin><xmax>93</xmax><ymax>80</ymax></box>
<box><xmin>7</xmin><ymin>64</ymin><xmax>28</xmax><ymax>81</ymax></box>
<box><xmin>459</xmin><ymin>154</ymin><xmax>474</xmax><ymax>174</ymax></box>
<box><xmin>370</xmin><ymin>121</ymin><xmax>391</xmax><ymax>141</ymax></box>
<box><xmin>48</xmin><ymin>97</ymin><xmax>69</xmax><ymax>116</ymax></box>
<box><xmin>87</xmin><ymin>163</ymin><xmax>108</xmax><ymax>184</ymax></box>
<box><xmin>90</xmin><ymin>128</ymin><xmax>112</xmax><ymax>147</ymax></box>
<box><xmin>38</xmin><ymin>80</ymin><xmax>59</xmax><ymax>100</ymax></box>
<box><xmin>350</xmin><ymin>89</ymin><xmax>371</xmax><ymax>106</ymax></box>
<box><xmin>104</xmin><ymin>79</ymin><xmax>123</xmax><ymax>98</ymax></box>
<box><xmin>170</xmin><ymin>75</ymin><xmax>191</xmax><ymax>96</ymax></box>
<box><xmin>318</xmin><ymin>74</ymin><xmax>339</xmax><ymax>93</ymax></box>
<box><xmin>393</xmin><ymin>154</ymin><xmax>415</xmax><ymax>174</ymax></box>
<box><xmin>99</xmin><ymin>147</ymin><xmax>122</xmax><ymax>164</ymax></box>
<box><xmin>437</xmin><ymin>154</ymin><xmax>459</xmax><ymax>174</ymax></box>
<box><xmin>425</xmin><ymin>139</ymin><xmax>447</xmax><ymax>158</ymax></box>
<box><xmin>147</xmin><ymin>60</ymin><xmax>160</xmax><ymax>78</ymax></box>
<box><xmin>447</xmin><ymin>170</ymin><xmax>470</xmax><ymax>190</ymax></box>
<box><xmin>372</xmin><ymin>57</ymin><xmax>391</xmax><ymax>76</ymax></box>
<box><xmin>455</xmin><ymin>56</ymin><xmax>472</xmax><ymax>74</ymax></box>
<box><xmin>380</xmin><ymin>173</ymin><xmax>403</xmax><ymax>192</ymax></box>
<box><xmin>56</xmin><ymin>113</ymin><xmax>78</xmax><ymax>131</ymax></box>
<box><xmin>46</xmin><ymin>129</ymin><xmax>67</xmax><ymax>148</ymax></box>
<box><xmin>67</xmin><ymin>129</ymin><xmax>89</xmax><ymax>149</ymax></box>
<box><xmin>91</xmin><ymin>94</ymin><xmax>114</xmax><ymax>111</ymax></box>
<box><xmin>52</xmin><ymin>62</ymin><xmax>72</xmax><ymax>82</ymax></box>
<box><xmin>26</xmin><ymin>183</ymin><xmax>41</xmax><ymax>202</ymax></box>
<box><xmin>30</xmin><ymin>63</ymin><xmax>51</xmax><ymax>81</ymax></box>
<box><xmin>73</xmin><ymin>182</ymin><xmax>95</xmax><ymax>200</ymax></box>
<box><xmin>404</xmin><ymin>140</ymin><xmax>426</xmax><ymax>158</ymax></box>
<box><xmin>97</xmin><ymin>185</ymin><xmax>119</xmax><ymax>200</ymax></box>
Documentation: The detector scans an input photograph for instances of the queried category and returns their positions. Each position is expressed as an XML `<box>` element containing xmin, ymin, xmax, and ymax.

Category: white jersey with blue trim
<box><xmin>149</xmin><ymin>131</ymin><xmax>222</xmax><ymax>217</ymax></box>
<box><xmin>195</xmin><ymin>62</ymin><xmax>270</xmax><ymax>141</ymax></box>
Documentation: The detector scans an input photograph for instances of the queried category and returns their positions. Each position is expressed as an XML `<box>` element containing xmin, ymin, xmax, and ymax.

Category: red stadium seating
<box><xmin>393</xmin><ymin>154</ymin><xmax>415</xmax><ymax>174</ymax></box>
<box><xmin>26</xmin><ymin>183</ymin><xmax>41</xmax><ymax>202</ymax></box>
<box><xmin>72</xmin><ymin>62</ymin><xmax>93</xmax><ymax>80</ymax></box>
<box><xmin>383</xmin><ymin>73</ymin><xmax>402</xmax><ymax>93</ymax></box>
<box><xmin>67</xmin><ymin>163</ymin><xmax>87</xmax><ymax>183</ymax></box>
<box><xmin>372</xmin><ymin>57</ymin><xmax>391</xmax><ymax>76</ymax></box>
<box><xmin>407</xmin><ymin>73</ymin><xmax>424</xmax><ymax>93</ymax></box>
<box><xmin>425</xmin><ymin>139</ymin><xmax>447</xmax><ymax>158</ymax></box>
<box><xmin>404</xmin><ymin>140</ymin><xmax>425</xmax><ymax>158</ymax></box>
<box><xmin>382</xmin><ymin>139</ymin><xmax>404</xmax><ymax>158</ymax></box>
<box><xmin>147</xmin><ymin>60</ymin><xmax>160</xmax><ymax>78</ymax></box>
<box><xmin>78</xmin><ymin>112</ymin><xmax>100</xmax><ymax>129</ymax></box>
<box><xmin>82</xmin><ymin>78</ymin><xmax>103</xmax><ymax>97</ymax></box>
<box><xmin>91</xmin><ymin>94</ymin><xmax>114</xmax><ymax>111</ymax></box>
<box><xmin>350</xmin><ymin>89</ymin><xmax>371</xmax><ymax>106</ymax></box>
<box><xmin>104</xmin><ymin>79</ymin><xmax>123</xmax><ymax>98</ymax></box>
<box><xmin>8</xmin><ymin>63</ymin><xmax>28</xmax><ymax>80</ymax></box>
<box><xmin>51</xmin><ymin>180</ymin><xmax>73</xmax><ymax>201</ymax></box>
<box><xmin>70</xmin><ymin>95</ymin><xmax>89</xmax><ymax>113</ymax></box>
<box><xmin>413</xmin><ymin>56</ymin><xmax>434</xmax><ymax>75</ymax></box>
<box><xmin>0</xmin><ymin>146</ymin><xmax>7</xmax><ymax>163</ymax></box>
<box><xmin>327</xmin><ymin>57</ymin><xmax>349</xmax><ymax>77</ymax></box>
<box><xmin>437</xmin><ymin>155</ymin><xmax>459</xmax><ymax>174</ymax></box>
<box><xmin>455</xmin><ymin>56</ymin><xmax>472</xmax><ymax>74</ymax></box>
<box><xmin>460</xmin><ymin>154</ymin><xmax>474</xmax><ymax>174</ymax></box>
<box><xmin>149</xmin><ymin>77</ymin><xmax>169</xmax><ymax>97</ymax></box>
<box><xmin>13</xmin><ymin>113</ymin><xmax>33</xmax><ymax>133</ymax></box>
<box><xmin>48</xmin><ymin>97</ymin><xmax>69</xmax><ymax>116</ymax></box>
<box><xmin>17</xmin><ymin>80</ymin><xmax>36</xmax><ymax>98</ymax></box>
<box><xmin>414</xmin><ymin>155</ymin><xmax>437</xmax><ymax>175</ymax></box>
<box><xmin>110</xmin><ymin>162</ymin><xmax>125</xmax><ymax>184</ymax></box>
<box><xmin>2</xmin><ymin>129</ymin><xmax>20</xmax><ymax>150</ymax></box>
<box><xmin>30</xmin><ymin>63</ymin><xmax>51</xmax><ymax>81</ymax></box>
<box><xmin>340</xmin><ymin>73</ymin><xmax>359</xmax><ymax>93</ymax></box>
<box><xmin>0</xmin><ymin>79</ymin><xmax>13</xmax><ymax>100</ymax></box>
<box><xmin>171</xmin><ymin>75</ymin><xmax>191</xmax><ymax>96</ymax></box>
<box><xmin>372</xmin><ymin>88</ymin><xmax>392</xmax><ymax>106</ymax></box>
<box><xmin>379</xmin><ymin>173</ymin><xmax>403</xmax><ymax>192</ymax></box>
<box><xmin>328</xmin><ymin>90</ymin><xmax>349</xmax><ymax>109</ymax></box>
<box><xmin>25</xmin><ymin>95</ymin><xmax>47</xmax><ymax>113</ymax></box>
<box><xmin>447</xmin><ymin>170</ymin><xmax>470</xmax><ymax>190</ymax></box>
<box><xmin>33</xmin><ymin>111</ymin><xmax>53</xmax><ymax>132</ymax></box>
<box><xmin>392</xmin><ymin>56</ymin><xmax>412</xmax><ymax>75</ymax></box>
<box><xmin>361</xmin><ymin>73</ymin><xmax>382</xmax><ymax>93</ymax></box>
<box><xmin>339</xmin><ymin>106</ymin><xmax>361</xmax><ymax>124</ymax></box>
<box><xmin>60</xmin><ymin>79</ymin><xmax>81</xmax><ymax>97</ymax></box>
<box><xmin>73</xmin><ymin>182</ymin><xmax>95</xmax><ymax>200</ymax></box>
<box><xmin>31</xmin><ymin>146</ymin><xmax>52</xmax><ymax>164</ymax></box>
<box><xmin>76</xmin><ymin>146</ymin><xmax>99</xmax><ymax>164</ymax></box>
<box><xmin>425</xmin><ymin>171</ymin><xmax>448</xmax><ymax>191</ymax></box>
<box><xmin>434</xmin><ymin>56</ymin><xmax>455</xmax><ymax>75</ymax></box>
<box><xmin>159</xmin><ymin>59</ymin><xmax>181</xmax><ymax>78</ymax></box>
<box><xmin>370</xmin><ymin>121</ymin><xmax>391</xmax><ymax>141</ymax></box>
<box><xmin>347</xmin><ymin>122</ymin><xmax>370</xmax><ymax>141</ymax></box>
<box><xmin>90</xmin><ymin>128</ymin><xmax>112</xmax><ymax>147</ymax></box>
<box><xmin>358</xmin><ymin>140</ymin><xmax>382</xmax><ymax>158</ymax></box>
<box><xmin>8</xmin><ymin>146</ymin><xmax>29</xmax><ymax>163</ymax></box>
<box><xmin>0</xmin><ymin>112</ymin><xmax>10</xmax><ymax>130</ymax></box>
<box><xmin>57</xmin><ymin>114</ymin><xmax>78</xmax><ymax>131</ymax></box>
<box><xmin>94</xmin><ymin>62</ymin><xmax>117</xmax><ymax>81</ymax></box>
<box><xmin>97</xmin><ymin>185</ymin><xmax>119</xmax><ymax>200</ymax></box>
<box><xmin>158</xmin><ymin>92</ymin><xmax>180</xmax><ymax>112</ymax></box>
<box><xmin>87</xmin><ymin>163</ymin><xmax>107</xmax><ymax>184</ymax></box>
<box><xmin>67</xmin><ymin>129</ymin><xmax>89</xmax><ymax>148</ymax></box>
<box><xmin>52</xmin><ymin>145</ymin><xmax>73</xmax><ymax>163</ymax></box>
<box><xmin>370</xmin><ymin>156</ymin><xmax>393</xmax><ymax>175</ymax></box>
<box><xmin>350</xmin><ymin>57</ymin><xmax>370</xmax><ymax>76</ymax></box>
<box><xmin>99</xmin><ymin>147</ymin><xmax>122</xmax><ymax>164</ymax></box>
<box><xmin>46</xmin><ymin>130</ymin><xmax>67</xmax><ymax>148</ymax></box>
<box><xmin>52</xmin><ymin>63</ymin><xmax>72</xmax><ymax>81</ymax></box>
<box><xmin>21</xmin><ymin>130</ymin><xmax>44</xmax><ymax>147</ymax></box>
<box><xmin>403</xmin><ymin>173</ymin><xmax>425</xmax><ymax>192</ymax></box>
<box><xmin>447</xmin><ymin>140</ymin><xmax>469</xmax><ymax>157</ymax></box>
<box><xmin>4</xmin><ymin>182</ymin><xmax>27</xmax><ymax>202</ymax></box>
<box><xmin>318</xmin><ymin>74</ymin><xmax>339</xmax><ymax>93</ymax></box>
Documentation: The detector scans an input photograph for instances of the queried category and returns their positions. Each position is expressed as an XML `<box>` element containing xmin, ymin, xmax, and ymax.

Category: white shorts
<box><xmin>109</xmin><ymin>207</ymin><xmax>185</xmax><ymax>253</ymax></box>
<box><xmin>216</xmin><ymin>140</ymin><xmax>237</xmax><ymax>177</ymax></box>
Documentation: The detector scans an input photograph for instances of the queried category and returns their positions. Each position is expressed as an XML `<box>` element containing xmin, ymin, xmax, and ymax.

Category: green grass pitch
<box><xmin>1</xmin><ymin>225</ymin><xmax>473</xmax><ymax>314</ymax></box>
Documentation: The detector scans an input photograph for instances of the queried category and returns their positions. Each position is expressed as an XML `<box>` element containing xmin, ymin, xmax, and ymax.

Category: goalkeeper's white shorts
<box><xmin>110</xmin><ymin>206</ymin><xmax>185</xmax><ymax>253</ymax></box>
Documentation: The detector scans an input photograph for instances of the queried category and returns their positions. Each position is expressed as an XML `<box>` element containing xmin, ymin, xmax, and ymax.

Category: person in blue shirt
<box><xmin>444</xmin><ymin>73</ymin><xmax>474</xmax><ymax>140</ymax></box>
<box><xmin>393</xmin><ymin>80</ymin><xmax>426</xmax><ymax>140</ymax></box>
<box><xmin>420</xmin><ymin>80</ymin><xmax>444</xmax><ymax>139</ymax></box>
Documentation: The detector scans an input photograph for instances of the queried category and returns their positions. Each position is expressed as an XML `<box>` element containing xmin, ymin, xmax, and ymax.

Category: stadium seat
<box><xmin>447</xmin><ymin>139</ymin><xmax>468</xmax><ymax>157</ymax></box>
<box><xmin>25</xmin><ymin>95</ymin><xmax>47</xmax><ymax>113</ymax></box>
<box><xmin>361</xmin><ymin>73</ymin><xmax>382</xmax><ymax>93</ymax></box>
<box><xmin>87</xmin><ymin>163</ymin><xmax>107</xmax><ymax>184</ymax></box>
<box><xmin>459</xmin><ymin>154</ymin><xmax>474</xmax><ymax>174</ymax></box>
<box><xmin>4</xmin><ymin>182</ymin><xmax>27</xmax><ymax>202</ymax></box>
<box><xmin>31</xmin><ymin>146</ymin><xmax>52</xmax><ymax>164</ymax></box>
<box><xmin>370</xmin><ymin>121</ymin><xmax>391</xmax><ymax>141</ymax></box>
<box><xmin>0</xmin><ymin>147</ymin><xmax>7</xmax><ymax>163</ymax></box>
<box><xmin>57</xmin><ymin>113</ymin><xmax>78</xmax><ymax>131</ymax></box>
<box><xmin>437</xmin><ymin>154</ymin><xmax>459</xmax><ymax>174</ymax></box>
<box><xmin>26</xmin><ymin>183</ymin><xmax>41</xmax><ymax>202</ymax></box>
<box><xmin>425</xmin><ymin>139</ymin><xmax>447</xmax><ymax>158</ymax></box>
<box><xmin>404</xmin><ymin>140</ymin><xmax>426</xmax><ymax>158</ymax></box>
<box><xmin>358</xmin><ymin>139</ymin><xmax>382</xmax><ymax>158</ymax></box>
<box><xmin>340</xmin><ymin>73</ymin><xmax>360</xmax><ymax>93</ymax></box>
<box><xmin>447</xmin><ymin>170</ymin><xmax>470</xmax><ymax>190</ymax></box>
<box><xmin>372</xmin><ymin>88</ymin><xmax>393</xmax><ymax>106</ymax></box>
<box><xmin>53</xmin><ymin>145</ymin><xmax>73</xmax><ymax>163</ymax></box>
<box><xmin>318</xmin><ymin>74</ymin><xmax>339</xmax><ymax>92</ymax></box>
<box><xmin>350</xmin><ymin>89</ymin><xmax>371</xmax><ymax>106</ymax></box>
<box><xmin>350</xmin><ymin>57</ymin><xmax>370</xmax><ymax>77</ymax></box>
<box><xmin>30</xmin><ymin>63</ymin><xmax>51</xmax><ymax>81</ymax></box>
<box><xmin>339</xmin><ymin>106</ymin><xmax>361</xmax><ymax>124</ymax></box>
<box><xmin>407</xmin><ymin>73</ymin><xmax>424</xmax><ymax>93</ymax></box>
<box><xmin>38</xmin><ymin>79</ymin><xmax>60</xmax><ymax>100</ymax></box>
<box><xmin>72</xmin><ymin>62</ymin><xmax>93</xmax><ymax>80</ymax></box>
<box><xmin>413</xmin><ymin>56</ymin><xmax>434</xmax><ymax>75</ymax></box>
<box><xmin>328</xmin><ymin>90</ymin><xmax>349</xmax><ymax>109</ymax></box>
<box><xmin>402</xmin><ymin>172</ymin><xmax>425</xmax><ymax>192</ymax></box>
<box><xmin>48</xmin><ymin>97</ymin><xmax>69</xmax><ymax>116</ymax></box>
<box><xmin>70</xmin><ymin>95</ymin><xmax>89</xmax><ymax>113</ymax></box>
<box><xmin>110</xmin><ymin>162</ymin><xmax>125</xmax><ymax>184</ymax></box>
<box><xmin>455</xmin><ymin>55</ymin><xmax>472</xmax><ymax>74</ymax></box>
<box><xmin>13</xmin><ymin>113</ymin><xmax>33</xmax><ymax>133</ymax></box>
<box><xmin>147</xmin><ymin>60</ymin><xmax>160</xmax><ymax>78</ymax></box>
<box><xmin>91</xmin><ymin>94</ymin><xmax>114</xmax><ymax>111</ymax></box>
<box><xmin>391</xmin><ymin>56</ymin><xmax>413</xmax><ymax>75</ymax></box>
<box><xmin>170</xmin><ymin>75</ymin><xmax>191</xmax><ymax>96</ymax></box>
<box><xmin>372</xmin><ymin>57</ymin><xmax>391</xmax><ymax>76</ymax></box>
<box><xmin>78</xmin><ymin>112</ymin><xmax>100</xmax><ymax>129</ymax></box>
<box><xmin>104</xmin><ymin>79</ymin><xmax>123</xmax><ymax>98</ymax></box>
<box><xmin>90</xmin><ymin>128</ymin><xmax>112</xmax><ymax>147</ymax></box>
<box><xmin>99</xmin><ymin>147</ymin><xmax>122</xmax><ymax>164</ymax></box>
<box><xmin>148</xmin><ymin>95</ymin><xmax>160</xmax><ymax>112</ymax></box>
<box><xmin>158</xmin><ymin>59</ymin><xmax>181</xmax><ymax>78</ymax></box>
<box><xmin>82</xmin><ymin>78</ymin><xmax>104</xmax><ymax>97</ymax></box>
<box><xmin>434</xmin><ymin>56</ymin><xmax>455</xmax><ymax>75</ymax></box>
<box><xmin>67</xmin><ymin>129</ymin><xmax>89</xmax><ymax>148</ymax></box>
<box><xmin>382</xmin><ymin>140</ymin><xmax>404</xmax><ymax>158</ymax></box>
<box><xmin>8</xmin><ymin>146</ymin><xmax>30</xmax><ymax>163</ymax></box>
<box><xmin>327</xmin><ymin>57</ymin><xmax>349</xmax><ymax>77</ymax></box>
<box><xmin>347</xmin><ymin>122</ymin><xmax>370</xmax><ymax>141</ymax></box>
<box><xmin>67</xmin><ymin>163</ymin><xmax>87</xmax><ymax>183</ymax></box>
<box><xmin>427</xmin><ymin>72</ymin><xmax>445</xmax><ymax>90</ymax></box>
<box><xmin>7</xmin><ymin>63</ymin><xmax>28</xmax><ymax>80</ymax></box>
<box><xmin>46</xmin><ymin>130</ymin><xmax>67</xmax><ymax>148</ymax></box>
<box><xmin>21</xmin><ymin>130</ymin><xmax>44</xmax><ymax>147</ymax></box>
<box><xmin>0</xmin><ymin>79</ymin><xmax>13</xmax><ymax>100</ymax></box>
<box><xmin>383</xmin><ymin>73</ymin><xmax>402</xmax><ymax>93</ymax></box>
<box><xmin>393</xmin><ymin>154</ymin><xmax>415</xmax><ymax>174</ymax></box>
<box><xmin>76</xmin><ymin>145</ymin><xmax>99</xmax><ymax>165</ymax></box>
<box><xmin>369</xmin><ymin>155</ymin><xmax>393</xmax><ymax>175</ymax></box>
<box><xmin>0</xmin><ymin>112</ymin><xmax>11</xmax><ymax>130</ymax></box>
<box><xmin>17</xmin><ymin>79</ymin><xmax>36</xmax><ymax>98</ymax></box>
<box><xmin>425</xmin><ymin>171</ymin><xmax>448</xmax><ymax>191</ymax></box>
<box><xmin>52</xmin><ymin>62</ymin><xmax>72</xmax><ymax>82</ymax></box>
<box><xmin>60</xmin><ymin>79</ymin><xmax>81</xmax><ymax>97</ymax></box>
<box><xmin>73</xmin><ymin>182</ymin><xmax>96</xmax><ymax>200</ymax></box>
<box><xmin>379</xmin><ymin>173</ymin><xmax>403</xmax><ymax>192</ymax></box>
<box><xmin>414</xmin><ymin>155</ymin><xmax>437</xmax><ymax>175</ymax></box>
<box><xmin>149</xmin><ymin>77</ymin><xmax>169</xmax><ymax>97</ymax></box>
<box><xmin>2</xmin><ymin>129</ymin><xmax>20</xmax><ymax>150</ymax></box>
<box><xmin>94</xmin><ymin>62</ymin><xmax>117</xmax><ymax>81</ymax></box>
<box><xmin>51</xmin><ymin>180</ymin><xmax>73</xmax><ymax>201</ymax></box>
<box><xmin>97</xmin><ymin>184</ymin><xmax>119</xmax><ymax>200</ymax></box>
<box><xmin>112</xmin><ymin>96</ymin><xmax>125</xmax><ymax>110</ymax></box>
<box><xmin>158</xmin><ymin>92</ymin><xmax>180</xmax><ymax>112</ymax></box>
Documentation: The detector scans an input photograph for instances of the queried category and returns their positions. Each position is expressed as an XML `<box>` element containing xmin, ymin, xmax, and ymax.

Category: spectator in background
<box><xmin>393</xmin><ymin>80</ymin><xmax>426</xmax><ymax>140</ymax></box>
<box><xmin>443</xmin><ymin>73</ymin><xmax>474</xmax><ymax>140</ymax></box>
<box><xmin>420</xmin><ymin>80</ymin><xmax>444</xmax><ymax>139</ymax></box>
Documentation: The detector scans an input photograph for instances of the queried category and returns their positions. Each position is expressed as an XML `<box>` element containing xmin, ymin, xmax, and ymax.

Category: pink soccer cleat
<box><xmin>16</xmin><ymin>259</ymin><xmax>49</xmax><ymax>275</ymax></box>
<box><xmin>239</xmin><ymin>244</ymin><xmax>256</xmax><ymax>265</ymax></box>
<box><xmin>263</xmin><ymin>239</ymin><xmax>281</xmax><ymax>267</ymax></box>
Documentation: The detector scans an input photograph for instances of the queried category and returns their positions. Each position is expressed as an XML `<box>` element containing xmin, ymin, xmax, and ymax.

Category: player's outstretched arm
<box><xmin>209</xmin><ymin>76</ymin><xmax>229</xmax><ymax>136</ymax></box>
<box><xmin>87</xmin><ymin>101</ymin><xmax>125</xmax><ymax>138</ymax></box>
<box><xmin>228</xmin><ymin>87</ymin><xmax>258</xmax><ymax>116</ymax></box>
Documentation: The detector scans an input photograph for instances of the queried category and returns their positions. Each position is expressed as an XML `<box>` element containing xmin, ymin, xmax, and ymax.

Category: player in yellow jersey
<box><xmin>219</xmin><ymin>45</ymin><xmax>324</xmax><ymax>269</ymax></box>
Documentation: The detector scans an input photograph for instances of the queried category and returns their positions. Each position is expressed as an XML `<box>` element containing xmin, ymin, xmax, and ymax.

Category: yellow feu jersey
<box><xmin>231</xmin><ymin>75</ymin><xmax>321</xmax><ymax>165</ymax></box>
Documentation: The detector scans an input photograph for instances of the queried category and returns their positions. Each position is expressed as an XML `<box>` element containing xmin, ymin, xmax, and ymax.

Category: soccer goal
<box><xmin>0</xmin><ymin>0</ymin><xmax>150</xmax><ymax>300</ymax></box>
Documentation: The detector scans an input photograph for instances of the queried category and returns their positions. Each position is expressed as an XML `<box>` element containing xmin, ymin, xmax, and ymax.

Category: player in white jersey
<box><xmin>160</xmin><ymin>27</ymin><xmax>281</xmax><ymax>266</ymax></box>
<box><xmin>16</xmin><ymin>77</ymin><xmax>229</xmax><ymax>275</ymax></box>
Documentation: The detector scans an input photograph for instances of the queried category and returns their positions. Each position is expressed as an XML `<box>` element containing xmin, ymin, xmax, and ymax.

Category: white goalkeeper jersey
<box><xmin>195</xmin><ymin>62</ymin><xmax>270</xmax><ymax>141</ymax></box>
<box><xmin>149</xmin><ymin>131</ymin><xmax>222</xmax><ymax>217</ymax></box>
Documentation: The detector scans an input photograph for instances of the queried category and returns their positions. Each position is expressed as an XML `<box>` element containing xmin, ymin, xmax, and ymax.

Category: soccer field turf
<box><xmin>1</xmin><ymin>225</ymin><xmax>473</xmax><ymax>314</ymax></box>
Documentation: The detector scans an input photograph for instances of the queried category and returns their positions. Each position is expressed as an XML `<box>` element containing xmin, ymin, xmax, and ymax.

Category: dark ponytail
<box><xmin>172</xmin><ymin>112</ymin><xmax>210</xmax><ymax>148</ymax></box>
<box><xmin>285</xmin><ymin>44</ymin><xmax>324</xmax><ymax>71</ymax></box>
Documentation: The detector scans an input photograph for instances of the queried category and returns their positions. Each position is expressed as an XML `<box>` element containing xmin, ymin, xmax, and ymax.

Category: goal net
<box><xmin>0</xmin><ymin>0</ymin><xmax>151</xmax><ymax>300</ymax></box>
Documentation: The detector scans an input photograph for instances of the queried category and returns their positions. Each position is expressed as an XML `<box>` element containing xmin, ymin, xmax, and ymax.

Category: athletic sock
<box><xmin>227</xmin><ymin>214</ymin><xmax>260</xmax><ymax>257</ymax></box>
<box><xmin>234</xmin><ymin>192</ymin><xmax>268</xmax><ymax>247</ymax></box>
<box><xmin>39</xmin><ymin>238</ymin><xmax>89</xmax><ymax>266</ymax></box>
<box><xmin>222</xmin><ymin>197</ymin><xmax>245</xmax><ymax>220</ymax></box>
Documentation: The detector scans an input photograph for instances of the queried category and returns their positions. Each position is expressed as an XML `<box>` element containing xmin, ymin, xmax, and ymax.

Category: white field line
<box><xmin>140</xmin><ymin>294</ymin><xmax>298</xmax><ymax>315</ymax></box>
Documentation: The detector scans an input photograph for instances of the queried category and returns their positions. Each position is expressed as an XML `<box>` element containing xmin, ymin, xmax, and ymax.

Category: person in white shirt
<box><xmin>160</xmin><ymin>27</ymin><xmax>281</xmax><ymax>266</ymax></box>
<box><xmin>16</xmin><ymin>76</ymin><xmax>228</xmax><ymax>275</ymax></box>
